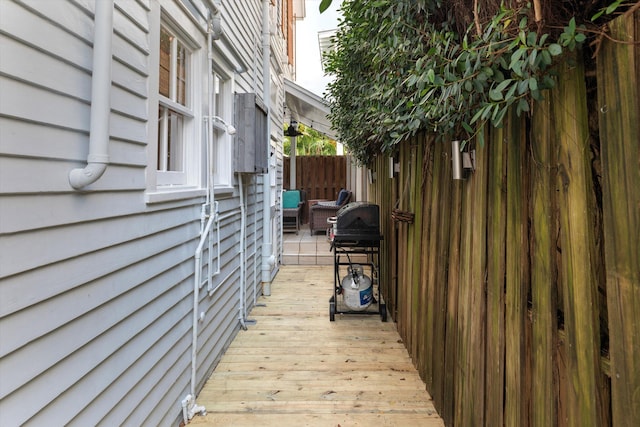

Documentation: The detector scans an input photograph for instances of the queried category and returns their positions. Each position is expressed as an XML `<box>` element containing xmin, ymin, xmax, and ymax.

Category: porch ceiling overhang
<box><xmin>284</xmin><ymin>78</ymin><xmax>336</xmax><ymax>140</ymax></box>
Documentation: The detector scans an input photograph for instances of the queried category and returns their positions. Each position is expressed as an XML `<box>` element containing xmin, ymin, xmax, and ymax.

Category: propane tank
<box><xmin>341</xmin><ymin>264</ymin><xmax>373</xmax><ymax>311</ymax></box>
<box><xmin>327</xmin><ymin>216</ymin><xmax>337</xmax><ymax>241</ymax></box>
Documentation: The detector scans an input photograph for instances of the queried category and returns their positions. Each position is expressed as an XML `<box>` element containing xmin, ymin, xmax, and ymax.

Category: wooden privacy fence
<box><xmin>369</xmin><ymin>12</ymin><xmax>639</xmax><ymax>427</ymax></box>
<box><xmin>283</xmin><ymin>155</ymin><xmax>347</xmax><ymax>201</ymax></box>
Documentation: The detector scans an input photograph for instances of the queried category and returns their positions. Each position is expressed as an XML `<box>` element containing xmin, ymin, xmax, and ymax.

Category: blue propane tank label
<box><xmin>360</xmin><ymin>288</ymin><xmax>373</xmax><ymax>306</ymax></box>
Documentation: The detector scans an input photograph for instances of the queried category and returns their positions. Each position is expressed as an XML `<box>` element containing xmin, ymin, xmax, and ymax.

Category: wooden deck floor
<box><xmin>191</xmin><ymin>265</ymin><xmax>444</xmax><ymax>427</ymax></box>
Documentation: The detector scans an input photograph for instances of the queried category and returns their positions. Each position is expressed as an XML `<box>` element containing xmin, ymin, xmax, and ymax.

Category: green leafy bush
<box><xmin>324</xmin><ymin>1</ymin><xmax>591</xmax><ymax>164</ymax></box>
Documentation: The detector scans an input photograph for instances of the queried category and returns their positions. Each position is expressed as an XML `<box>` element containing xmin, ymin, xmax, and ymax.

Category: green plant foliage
<box><xmin>283</xmin><ymin>123</ymin><xmax>337</xmax><ymax>156</ymax></box>
<box><xmin>591</xmin><ymin>0</ymin><xmax>625</xmax><ymax>21</ymax></box>
<box><xmin>324</xmin><ymin>1</ymin><xmax>589</xmax><ymax>164</ymax></box>
<box><xmin>319</xmin><ymin>0</ymin><xmax>333</xmax><ymax>13</ymax></box>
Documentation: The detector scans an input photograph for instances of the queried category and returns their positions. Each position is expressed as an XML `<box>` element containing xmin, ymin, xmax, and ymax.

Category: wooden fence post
<box><xmin>418</xmin><ymin>138</ymin><xmax>433</xmax><ymax>382</ymax></box>
<box><xmin>554</xmin><ymin>49</ymin><xmax>603</xmax><ymax>427</ymax></box>
<box><xmin>443</xmin><ymin>177</ymin><xmax>463</xmax><ymax>427</ymax></box>
<box><xmin>407</xmin><ymin>143</ymin><xmax>421</xmax><ymax>363</ymax></box>
<box><xmin>505</xmin><ymin>110</ymin><xmax>529</xmax><ymax>427</ymax></box>
<box><xmin>486</xmin><ymin>126</ymin><xmax>507</xmax><ymax>427</ymax></box>
<box><xmin>597</xmin><ymin>11</ymin><xmax>640</xmax><ymax>427</ymax></box>
<box><xmin>530</xmin><ymin>93</ymin><xmax>558</xmax><ymax>426</ymax></box>
<box><xmin>431</xmin><ymin>139</ymin><xmax>453</xmax><ymax>414</ymax></box>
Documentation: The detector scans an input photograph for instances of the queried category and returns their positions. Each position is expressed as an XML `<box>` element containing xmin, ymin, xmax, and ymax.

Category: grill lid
<box><xmin>335</xmin><ymin>202</ymin><xmax>380</xmax><ymax>236</ymax></box>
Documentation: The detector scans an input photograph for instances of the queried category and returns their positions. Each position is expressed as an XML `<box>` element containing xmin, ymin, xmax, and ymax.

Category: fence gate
<box><xmin>283</xmin><ymin>155</ymin><xmax>347</xmax><ymax>201</ymax></box>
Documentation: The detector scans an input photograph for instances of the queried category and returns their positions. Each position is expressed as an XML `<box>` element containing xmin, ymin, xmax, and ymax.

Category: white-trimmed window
<box><xmin>157</xmin><ymin>23</ymin><xmax>194</xmax><ymax>186</ymax></box>
<box><xmin>210</xmin><ymin>61</ymin><xmax>234</xmax><ymax>188</ymax></box>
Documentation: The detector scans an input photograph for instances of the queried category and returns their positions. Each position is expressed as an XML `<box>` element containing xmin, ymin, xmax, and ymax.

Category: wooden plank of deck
<box><xmin>191</xmin><ymin>265</ymin><xmax>445</xmax><ymax>427</ymax></box>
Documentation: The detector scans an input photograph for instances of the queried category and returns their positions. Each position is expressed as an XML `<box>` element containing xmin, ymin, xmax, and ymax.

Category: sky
<box><xmin>295</xmin><ymin>0</ymin><xmax>341</xmax><ymax>98</ymax></box>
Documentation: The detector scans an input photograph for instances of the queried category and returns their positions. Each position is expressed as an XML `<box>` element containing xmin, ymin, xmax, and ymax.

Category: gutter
<box><xmin>69</xmin><ymin>0</ymin><xmax>113</xmax><ymax>190</ymax></box>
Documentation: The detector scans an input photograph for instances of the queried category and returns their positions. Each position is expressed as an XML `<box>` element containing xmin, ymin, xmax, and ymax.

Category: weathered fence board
<box><xmin>597</xmin><ymin>10</ymin><xmax>640</xmax><ymax>427</ymax></box>
<box><xmin>554</xmin><ymin>50</ymin><xmax>604</xmax><ymax>427</ymax></box>
<box><xmin>530</xmin><ymin>93</ymin><xmax>558</xmax><ymax>427</ymax></box>
<box><xmin>469</xmin><ymin>137</ymin><xmax>489</xmax><ymax>425</ymax></box>
<box><xmin>366</xmin><ymin>13</ymin><xmax>637</xmax><ymax>427</ymax></box>
<box><xmin>454</xmin><ymin>149</ymin><xmax>474</xmax><ymax>425</ymax></box>
<box><xmin>283</xmin><ymin>156</ymin><xmax>346</xmax><ymax>200</ymax></box>
<box><xmin>485</xmin><ymin>125</ymin><xmax>506</xmax><ymax>427</ymax></box>
<box><xmin>417</xmin><ymin>140</ymin><xmax>432</xmax><ymax>382</ymax></box>
<box><xmin>504</xmin><ymin>110</ymin><xmax>528</xmax><ymax>427</ymax></box>
<box><xmin>431</xmin><ymin>140</ymin><xmax>451</xmax><ymax>414</ymax></box>
<box><xmin>378</xmin><ymin>153</ymin><xmax>397</xmax><ymax>319</ymax></box>
<box><xmin>421</xmin><ymin>137</ymin><xmax>438</xmax><ymax>386</ymax></box>
<box><xmin>442</xmin><ymin>180</ymin><xmax>462</xmax><ymax>427</ymax></box>
<box><xmin>408</xmin><ymin>144</ymin><xmax>421</xmax><ymax>364</ymax></box>
<box><xmin>397</xmin><ymin>146</ymin><xmax>412</xmax><ymax>351</ymax></box>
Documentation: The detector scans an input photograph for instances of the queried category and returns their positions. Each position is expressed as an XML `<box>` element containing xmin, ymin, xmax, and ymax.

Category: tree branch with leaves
<box><xmin>322</xmin><ymin>0</ymin><xmax>630</xmax><ymax>164</ymax></box>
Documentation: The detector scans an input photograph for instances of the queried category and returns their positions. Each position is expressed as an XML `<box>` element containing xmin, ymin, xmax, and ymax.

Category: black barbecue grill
<box><xmin>334</xmin><ymin>202</ymin><xmax>380</xmax><ymax>240</ymax></box>
<box><xmin>329</xmin><ymin>202</ymin><xmax>386</xmax><ymax>321</ymax></box>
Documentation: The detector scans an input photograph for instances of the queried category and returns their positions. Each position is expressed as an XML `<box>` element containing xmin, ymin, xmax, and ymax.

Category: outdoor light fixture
<box><xmin>284</xmin><ymin>120</ymin><xmax>303</xmax><ymax>137</ymax></box>
<box><xmin>209</xmin><ymin>115</ymin><xmax>236</xmax><ymax>135</ymax></box>
<box><xmin>285</xmin><ymin>119</ymin><xmax>302</xmax><ymax>188</ymax></box>
<box><xmin>389</xmin><ymin>156</ymin><xmax>399</xmax><ymax>179</ymax></box>
<box><xmin>451</xmin><ymin>140</ymin><xmax>475</xmax><ymax>180</ymax></box>
<box><xmin>452</xmin><ymin>140</ymin><xmax>463</xmax><ymax>179</ymax></box>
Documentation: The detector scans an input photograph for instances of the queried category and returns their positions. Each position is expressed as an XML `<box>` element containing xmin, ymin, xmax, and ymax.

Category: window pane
<box><xmin>212</xmin><ymin>71</ymin><xmax>231</xmax><ymax>186</ymax></box>
<box><xmin>176</xmin><ymin>42</ymin><xmax>187</xmax><ymax>106</ymax></box>
<box><xmin>213</xmin><ymin>73</ymin><xmax>223</xmax><ymax>116</ymax></box>
<box><xmin>158</xmin><ymin>106</ymin><xmax>184</xmax><ymax>172</ymax></box>
<box><xmin>158</xmin><ymin>106</ymin><xmax>165</xmax><ymax>170</ymax></box>
<box><xmin>159</xmin><ymin>28</ymin><xmax>171</xmax><ymax>98</ymax></box>
<box><xmin>167</xmin><ymin>110</ymin><xmax>184</xmax><ymax>171</ymax></box>
<box><xmin>156</xmin><ymin>21</ymin><xmax>192</xmax><ymax>186</ymax></box>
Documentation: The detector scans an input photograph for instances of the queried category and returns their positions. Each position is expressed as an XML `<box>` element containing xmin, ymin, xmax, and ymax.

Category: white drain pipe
<box><xmin>253</xmin><ymin>176</ymin><xmax>260</xmax><ymax>305</ymax></box>
<box><xmin>238</xmin><ymin>174</ymin><xmax>248</xmax><ymax>329</ymax></box>
<box><xmin>261</xmin><ymin>0</ymin><xmax>275</xmax><ymax>290</ymax></box>
<box><xmin>69</xmin><ymin>0</ymin><xmax>113</xmax><ymax>189</ymax></box>
<box><xmin>181</xmin><ymin>9</ymin><xmax>219</xmax><ymax>422</ymax></box>
<box><xmin>184</xmin><ymin>204</ymin><xmax>219</xmax><ymax>424</ymax></box>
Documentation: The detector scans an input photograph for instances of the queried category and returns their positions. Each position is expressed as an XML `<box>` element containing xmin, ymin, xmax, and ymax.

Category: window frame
<box><xmin>156</xmin><ymin>22</ymin><xmax>196</xmax><ymax>187</ymax></box>
<box><xmin>209</xmin><ymin>52</ymin><xmax>236</xmax><ymax>190</ymax></box>
<box><xmin>145</xmin><ymin>6</ymin><xmax>207</xmax><ymax>205</ymax></box>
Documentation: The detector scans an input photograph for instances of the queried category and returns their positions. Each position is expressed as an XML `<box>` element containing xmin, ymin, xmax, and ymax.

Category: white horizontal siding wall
<box><xmin>0</xmin><ymin>0</ymin><xmax>278</xmax><ymax>425</ymax></box>
<box><xmin>225</xmin><ymin>0</ymin><xmax>287</xmax><ymax>280</ymax></box>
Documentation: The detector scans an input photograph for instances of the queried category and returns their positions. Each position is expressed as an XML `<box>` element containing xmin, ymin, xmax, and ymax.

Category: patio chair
<box><xmin>309</xmin><ymin>189</ymin><xmax>352</xmax><ymax>235</ymax></box>
<box><xmin>282</xmin><ymin>189</ymin><xmax>305</xmax><ymax>234</ymax></box>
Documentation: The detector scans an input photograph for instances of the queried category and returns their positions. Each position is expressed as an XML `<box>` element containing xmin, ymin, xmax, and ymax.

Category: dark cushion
<box><xmin>336</xmin><ymin>189</ymin><xmax>349</xmax><ymax>206</ymax></box>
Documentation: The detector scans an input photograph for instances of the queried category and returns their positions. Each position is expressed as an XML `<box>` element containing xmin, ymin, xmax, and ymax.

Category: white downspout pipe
<box><xmin>238</xmin><ymin>174</ymin><xmax>247</xmax><ymax>329</ymax></box>
<box><xmin>208</xmin><ymin>201</ymin><xmax>221</xmax><ymax>293</ymax></box>
<box><xmin>205</xmin><ymin>11</ymin><xmax>223</xmax><ymax>291</ymax></box>
<box><xmin>206</xmin><ymin>13</ymin><xmax>215</xmax><ymax>209</ymax></box>
<box><xmin>261</xmin><ymin>0</ymin><xmax>275</xmax><ymax>289</ymax></box>
<box><xmin>69</xmin><ymin>0</ymin><xmax>113</xmax><ymax>189</ymax></box>
<box><xmin>184</xmin><ymin>219</ymin><xmax>214</xmax><ymax>423</ymax></box>
<box><xmin>181</xmin><ymin>10</ymin><xmax>221</xmax><ymax>423</ymax></box>
<box><xmin>182</xmin><ymin>211</ymin><xmax>216</xmax><ymax>423</ymax></box>
<box><xmin>253</xmin><ymin>176</ymin><xmax>260</xmax><ymax>305</ymax></box>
